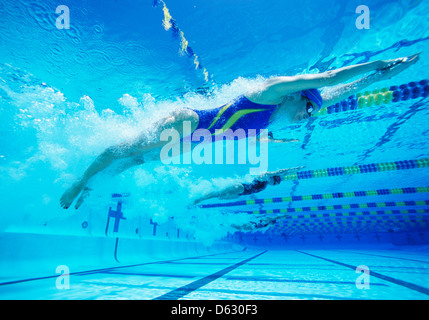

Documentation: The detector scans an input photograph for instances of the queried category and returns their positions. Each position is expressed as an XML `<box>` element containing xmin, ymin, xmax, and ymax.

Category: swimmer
<box><xmin>231</xmin><ymin>214</ymin><xmax>290</xmax><ymax>231</ymax></box>
<box><xmin>60</xmin><ymin>53</ymin><xmax>419</xmax><ymax>209</ymax></box>
<box><xmin>191</xmin><ymin>167</ymin><xmax>304</xmax><ymax>206</ymax></box>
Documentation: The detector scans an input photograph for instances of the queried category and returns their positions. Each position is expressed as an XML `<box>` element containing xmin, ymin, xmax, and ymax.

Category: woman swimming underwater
<box><xmin>191</xmin><ymin>167</ymin><xmax>304</xmax><ymax>206</ymax></box>
<box><xmin>60</xmin><ymin>53</ymin><xmax>419</xmax><ymax>209</ymax></box>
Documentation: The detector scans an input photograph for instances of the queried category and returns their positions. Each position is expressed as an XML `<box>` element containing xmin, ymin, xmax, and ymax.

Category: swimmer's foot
<box><xmin>60</xmin><ymin>180</ymin><xmax>85</xmax><ymax>209</ymax></box>
<box><xmin>75</xmin><ymin>187</ymin><xmax>92</xmax><ymax>209</ymax></box>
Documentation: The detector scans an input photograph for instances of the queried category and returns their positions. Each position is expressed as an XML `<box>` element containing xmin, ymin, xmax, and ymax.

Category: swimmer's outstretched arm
<box><xmin>249</xmin><ymin>54</ymin><xmax>419</xmax><ymax>105</ymax></box>
<box><xmin>321</xmin><ymin>53</ymin><xmax>420</xmax><ymax>107</ymax></box>
<box><xmin>192</xmin><ymin>183</ymin><xmax>244</xmax><ymax>206</ymax></box>
<box><xmin>251</xmin><ymin>131</ymin><xmax>298</xmax><ymax>144</ymax></box>
<box><xmin>232</xmin><ymin>214</ymin><xmax>290</xmax><ymax>231</ymax></box>
<box><xmin>256</xmin><ymin>135</ymin><xmax>299</xmax><ymax>143</ymax></box>
<box><xmin>267</xmin><ymin>137</ymin><xmax>299</xmax><ymax>143</ymax></box>
<box><xmin>257</xmin><ymin>166</ymin><xmax>305</xmax><ymax>181</ymax></box>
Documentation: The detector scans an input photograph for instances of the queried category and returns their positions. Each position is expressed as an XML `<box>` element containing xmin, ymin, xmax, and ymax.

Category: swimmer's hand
<box><xmin>188</xmin><ymin>199</ymin><xmax>201</xmax><ymax>208</ymax></box>
<box><xmin>257</xmin><ymin>133</ymin><xmax>299</xmax><ymax>143</ymax></box>
<box><xmin>270</xmin><ymin>138</ymin><xmax>299</xmax><ymax>143</ymax></box>
<box><xmin>258</xmin><ymin>137</ymin><xmax>299</xmax><ymax>143</ymax></box>
<box><xmin>378</xmin><ymin>53</ymin><xmax>420</xmax><ymax>79</ymax></box>
<box><xmin>189</xmin><ymin>194</ymin><xmax>211</xmax><ymax>207</ymax></box>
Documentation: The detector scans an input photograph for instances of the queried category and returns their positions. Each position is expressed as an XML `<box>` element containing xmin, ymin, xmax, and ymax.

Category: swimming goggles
<box><xmin>306</xmin><ymin>101</ymin><xmax>315</xmax><ymax>116</ymax></box>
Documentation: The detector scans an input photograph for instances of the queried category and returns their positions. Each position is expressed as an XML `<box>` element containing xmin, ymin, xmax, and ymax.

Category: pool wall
<box><xmin>0</xmin><ymin>230</ymin><xmax>241</xmax><ymax>284</ymax></box>
<box><xmin>0</xmin><ymin>201</ymin><xmax>242</xmax><ymax>284</ymax></box>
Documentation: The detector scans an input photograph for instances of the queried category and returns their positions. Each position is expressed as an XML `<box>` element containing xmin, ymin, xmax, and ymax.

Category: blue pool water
<box><xmin>0</xmin><ymin>0</ymin><xmax>428</xmax><ymax>300</ymax></box>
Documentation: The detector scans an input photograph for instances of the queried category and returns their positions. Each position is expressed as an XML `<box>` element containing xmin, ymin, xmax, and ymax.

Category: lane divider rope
<box><xmin>153</xmin><ymin>0</ymin><xmax>210</xmax><ymax>82</ymax></box>
<box><xmin>281</xmin><ymin>158</ymin><xmax>429</xmax><ymax>182</ymax></box>
<box><xmin>276</xmin><ymin>208</ymin><xmax>429</xmax><ymax>221</ymax></box>
<box><xmin>231</xmin><ymin>200</ymin><xmax>429</xmax><ymax>215</ymax></box>
<box><xmin>313</xmin><ymin>79</ymin><xmax>428</xmax><ymax>117</ymax></box>
<box><xmin>197</xmin><ymin>186</ymin><xmax>429</xmax><ymax>209</ymax></box>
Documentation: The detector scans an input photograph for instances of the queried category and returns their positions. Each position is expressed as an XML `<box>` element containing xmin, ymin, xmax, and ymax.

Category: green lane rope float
<box><xmin>280</xmin><ymin>158</ymin><xmax>429</xmax><ymax>182</ymax></box>
<box><xmin>197</xmin><ymin>186</ymin><xmax>429</xmax><ymax>209</ymax></box>
<box><xmin>197</xmin><ymin>158</ymin><xmax>429</xmax><ymax>210</ymax></box>
<box><xmin>274</xmin><ymin>219</ymin><xmax>428</xmax><ymax>235</ymax></box>
<box><xmin>277</xmin><ymin>209</ymin><xmax>429</xmax><ymax>221</ymax></box>
<box><xmin>233</xmin><ymin>200</ymin><xmax>429</xmax><ymax>216</ymax></box>
<box><xmin>278</xmin><ymin>209</ymin><xmax>429</xmax><ymax>226</ymax></box>
<box><xmin>153</xmin><ymin>0</ymin><xmax>210</xmax><ymax>82</ymax></box>
<box><xmin>196</xmin><ymin>157</ymin><xmax>429</xmax><ymax>210</ymax></box>
<box><xmin>276</xmin><ymin>216</ymin><xmax>429</xmax><ymax>230</ymax></box>
<box><xmin>313</xmin><ymin>79</ymin><xmax>429</xmax><ymax>117</ymax></box>
<box><xmin>271</xmin><ymin>210</ymin><xmax>429</xmax><ymax>234</ymax></box>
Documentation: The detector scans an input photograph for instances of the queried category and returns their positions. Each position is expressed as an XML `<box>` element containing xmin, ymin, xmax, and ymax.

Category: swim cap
<box><xmin>272</xmin><ymin>175</ymin><xmax>281</xmax><ymax>185</ymax></box>
<box><xmin>301</xmin><ymin>89</ymin><xmax>323</xmax><ymax>110</ymax></box>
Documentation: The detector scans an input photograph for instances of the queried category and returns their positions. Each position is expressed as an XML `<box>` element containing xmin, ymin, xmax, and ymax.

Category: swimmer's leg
<box><xmin>74</xmin><ymin>186</ymin><xmax>91</xmax><ymax>210</ymax></box>
<box><xmin>60</xmin><ymin>144</ymin><xmax>135</xmax><ymax>209</ymax></box>
<box><xmin>257</xmin><ymin>132</ymin><xmax>299</xmax><ymax>143</ymax></box>
<box><xmin>257</xmin><ymin>166</ymin><xmax>304</xmax><ymax>182</ymax></box>
<box><xmin>74</xmin><ymin>156</ymin><xmax>145</xmax><ymax>209</ymax></box>
<box><xmin>60</xmin><ymin>108</ymin><xmax>199</xmax><ymax>209</ymax></box>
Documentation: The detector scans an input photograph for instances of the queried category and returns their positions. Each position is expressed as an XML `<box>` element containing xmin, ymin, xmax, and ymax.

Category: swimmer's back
<box><xmin>189</xmin><ymin>95</ymin><xmax>278</xmax><ymax>135</ymax></box>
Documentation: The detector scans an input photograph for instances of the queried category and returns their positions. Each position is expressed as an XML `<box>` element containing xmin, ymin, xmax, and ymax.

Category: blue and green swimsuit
<box><xmin>189</xmin><ymin>95</ymin><xmax>278</xmax><ymax>139</ymax></box>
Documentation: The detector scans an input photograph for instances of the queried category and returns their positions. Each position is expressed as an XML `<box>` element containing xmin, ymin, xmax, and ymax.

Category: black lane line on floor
<box><xmin>296</xmin><ymin>250</ymin><xmax>429</xmax><ymax>297</ymax></box>
<box><xmin>0</xmin><ymin>250</ymin><xmax>245</xmax><ymax>287</ymax></box>
<box><xmin>80</xmin><ymin>271</ymin><xmax>388</xmax><ymax>287</ymax></box>
<box><xmin>153</xmin><ymin>250</ymin><xmax>268</xmax><ymax>300</ymax></box>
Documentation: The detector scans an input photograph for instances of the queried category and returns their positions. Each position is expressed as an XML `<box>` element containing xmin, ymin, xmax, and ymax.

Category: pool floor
<box><xmin>1</xmin><ymin>249</ymin><xmax>428</xmax><ymax>300</ymax></box>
